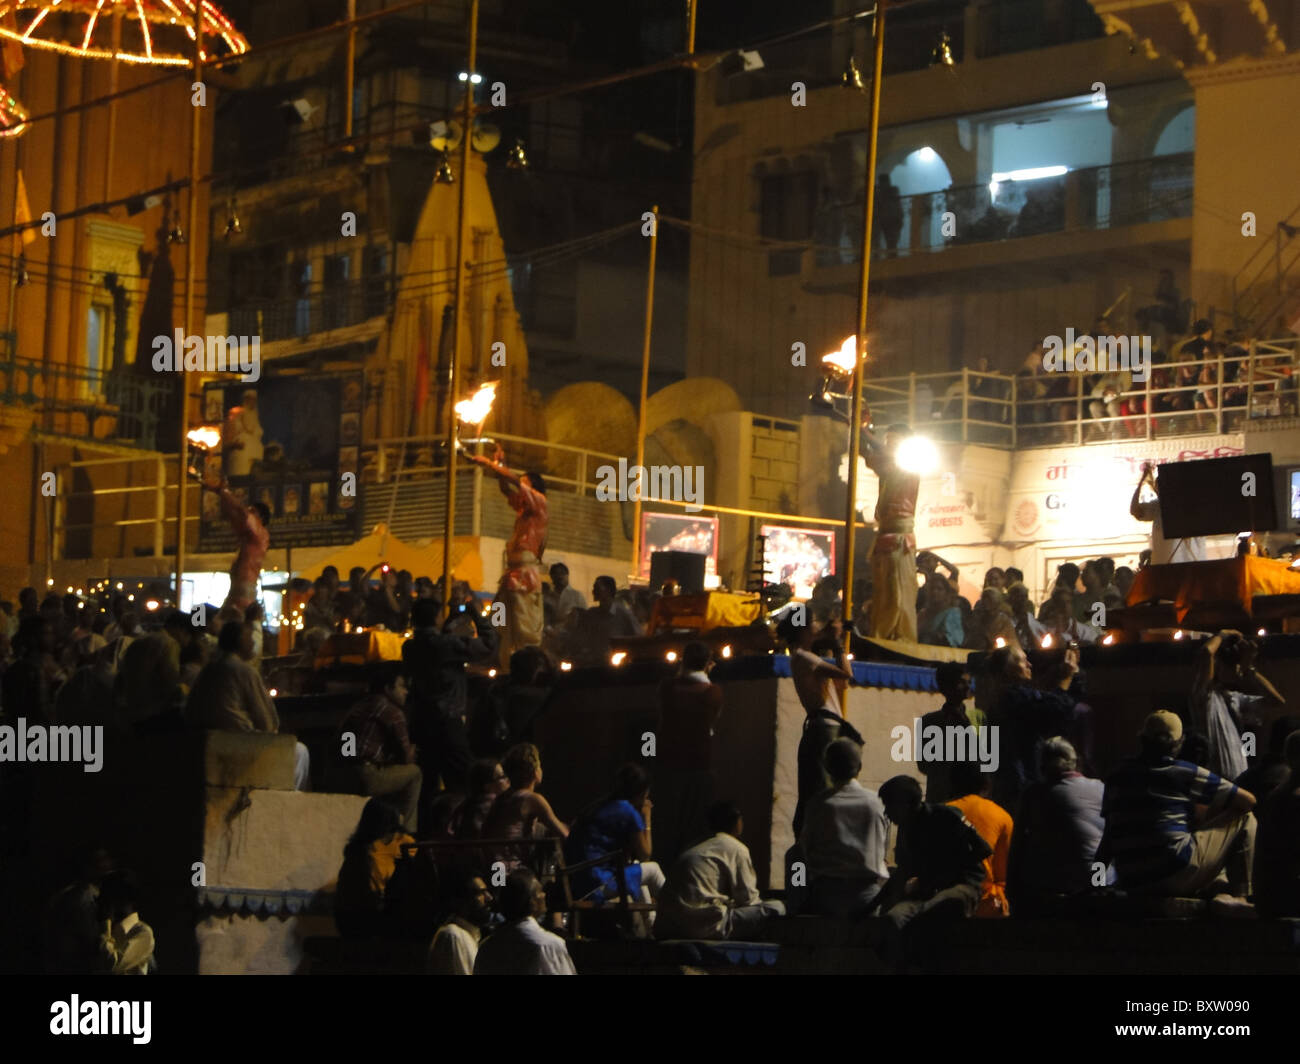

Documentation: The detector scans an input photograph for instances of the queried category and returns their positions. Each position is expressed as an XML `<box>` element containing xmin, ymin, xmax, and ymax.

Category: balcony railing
<box><xmin>860</xmin><ymin>337</ymin><xmax>1298</xmax><ymax>449</ymax></box>
<box><xmin>813</xmin><ymin>153</ymin><xmax>1193</xmax><ymax>268</ymax></box>
<box><xmin>0</xmin><ymin>341</ymin><xmax>173</xmax><ymax>449</ymax></box>
<box><xmin>226</xmin><ymin>276</ymin><xmax>392</xmax><ymax>343</ymax></box>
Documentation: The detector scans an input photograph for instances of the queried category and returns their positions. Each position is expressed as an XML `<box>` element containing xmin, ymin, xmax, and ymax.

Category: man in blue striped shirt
<box><xmin>1098</xmin><ymin>711</ymin><xmax>1256</xmax><ymax>909</ymax></box>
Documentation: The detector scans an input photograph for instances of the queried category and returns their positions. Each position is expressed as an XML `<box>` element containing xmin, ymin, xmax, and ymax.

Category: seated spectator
<box><xmin>797</xmin><ymin>738</ymin><xmax>889</xmax><ymax>918</ymax></box>
<box><xmin>983</xmin><ymin>567</ymin><xmax>1006</xmax><ymax>591</ymax></box>
<box><xmin>947</xmin><ymin>762</ymin><xmax>1012</xmax><ymax>918</ymax></box>
<box><xmin>1097</xmin><ymin>711</ymin><xmax>1256</xmax><ymax>910</ymax></box>
<box><xmin>1190</xmin><ymin>629</ymin><xmax>1283</xmax><ymax>782</ymax></box>
<box><xmin>481</xmin><ymin>742</ymin><xmax>569</xmax><ymax>870</ymax></box>
<box><xmin>96</xmin><ymin>869</ymin><xmax>157</xmax><ymax>975</ymax></box>
<box><xmin>186</xmin><ymin>620</ymin><xmax>310</xmax><ymax>791</ymax></box>
<box><xmin>114</xmin><ymin>610</ymin><xmax>194</xmax><ymax>731</ymax></box>
<box><xmin>331</xmin><ymin>665</ymin><xmax>422</xmax><ymax>832</ymax></box>
<box><xmin>365</xmin><ymin>566</ymin><xmax>408</xmax><ymax>631</ymax></box>
<box><xmin>334</xmin><ymin>799</ymin><xmax>415</xmax><ymax>939</ymax></box>
<box><xmin>427</xmin><ymin>872</ymin><xmax>494</xmax><ymax>975</ymax></box>
<box><xmin>655</xmin><ymin>801</ymin><xmax>785</xmax><ymax>940</ymax></box>
<box><xmin>916</xmin><ymin>577</ymin><xmax>963</xmax><ymax>648</ymax></box>
<box><xmin>1007</xmin><ymin>737</ymin><xmax>1105</xmax><ymax>914</ymax></box>
<box><xmin>1006</xmin><ymin>583</ymin><xmax>1045</xmax><ymax>652</ymax></box>
<box><xmin>1039</xmin><ymin>587</ymin><xmax>1100</xmax><ymax>645</ymax></box>
<box><xmin>918</xmin><ymin>662</ymin><xmax>987</xmax><ymax>804</ymax></box>
<box><xmin>878</xmin><ymin>775</ymin><xmax>991</xmax><ymax>970</ymax></box>
<box><xmin>448</xmin><ymin>758</ymin><xmax>510</xmax><ymax>839</ymax></box>
<box><xmin>1113</xmin><ymin>565</ymin><xmax>1135</xmax><ymax>603</ymax></box>
<box><xmin>566</xmin><ymin>763</ymin><xmax>664</xmax><ymax>905</ymax></box>
<box><xmin>1004</xmin><ymin>567</ymin><xmax>1024</xmax><ymax>586</ymax></box>
<box><xmin>1255</xmin><ymin>730</ymin><xmax>1300</xmax><ymax>918</ymax></box>
<box><xmin>964</xmin><ymin>587</ymin><xmax>1017</xmax><ymax>651</ymax></box>
<box><xmin>303</xmin><ymin>577</ymin><xmax>338</xmax><ymax>632</ymax></box>
<box><xmin>474</xmin><ymin>868</ymin><xmax>577</xmax><ymax>975</ymax></box>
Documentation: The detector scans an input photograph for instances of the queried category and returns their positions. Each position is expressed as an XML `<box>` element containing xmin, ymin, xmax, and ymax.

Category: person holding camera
<box><xmin>1190</xmin><ymin>629</ymin><xmax>1283</xmax><ymax>781</ymax></box>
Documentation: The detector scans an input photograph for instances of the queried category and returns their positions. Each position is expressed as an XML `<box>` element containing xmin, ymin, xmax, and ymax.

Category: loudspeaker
<box><xmin>1156</xmin><ymin>452</ymin><xmax>1277</xmax><ymax>539</ymax></box>
<box><xmin>649</xmin><ymin>550</ymin><xmax>707</xmax><ymax>594</ymax></box>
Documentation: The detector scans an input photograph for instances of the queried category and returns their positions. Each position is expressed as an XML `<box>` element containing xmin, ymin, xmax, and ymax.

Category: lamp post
<box><xmin>841</xmin><ymin>0</ymin><xmax>886</xmax><ymax>652</ymax></box>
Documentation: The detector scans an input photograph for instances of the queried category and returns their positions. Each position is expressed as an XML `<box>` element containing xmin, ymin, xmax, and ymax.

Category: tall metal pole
<box><xmin>687</xmin><ymin>0</ymin><xmax>698</xmax><ymax>54</ymax></box>
<box><xmin>441</xmin><ymin>0</ymin><xmax>479</xmax><ymax>620</ymax></box>
<box><xmin>344</xmin><ymin>0</ymin><xmax>356</xmax><ymax>142</ymax></box>
<box><xmin>842</xmin><ymin>0</ymin><xmax>886</xmax><ymax>650</ymax></box>
<box><xmin>104</xmin><ymin>9</ymin><xmax>122</xmax><ymax>200</ymax></box>
<box><xmin>174</xmin><ymin>3</ymin><xmax>204</xmax><ymax>603</ymax></box>
<box><xmin>630</xmin><ymin>204</ymin><xmax>659</xmax><ymax>576</ymax></box>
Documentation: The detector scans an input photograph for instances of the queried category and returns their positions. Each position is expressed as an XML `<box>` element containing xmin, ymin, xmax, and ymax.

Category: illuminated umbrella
<box><xmin>0</xmin><ymin>1</ymin><xmax>249</xmax><ymax>66</ymax></box>
<box><xmin>0</xmin><ymin>83</ymin><xmax>28</xmax><ymax>137</ymax></box>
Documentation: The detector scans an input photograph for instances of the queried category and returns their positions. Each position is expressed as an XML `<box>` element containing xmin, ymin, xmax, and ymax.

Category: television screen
<box><xmin>760</xmin><ymin>525</ymin><xmax>835</xmax><ymax>601</ymax></box>
<box><xmin>1291</xmin><ymin>469</ymin><xmax>1300</xmax><ymax>524</ymax></box>
<box><xmin>638</xmin><ymin>513</ymin><xmax>719</xmax><ymax>588</ymax></box>
<box><xmin>1156</xmin><ymin>453</ymin><xmax>1277</xmax><ymax>539</ymax></box>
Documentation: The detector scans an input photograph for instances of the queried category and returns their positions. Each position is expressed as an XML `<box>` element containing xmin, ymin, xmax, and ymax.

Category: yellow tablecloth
<box><xmin>314</xmin><ymin>629</ymin><xmax>408</xmax><ymax>667</ymax></box>
<box><xmin>647</xmin><ymin>591</ymin><xmax>762</xmax><ymax>635</ymax></box>
<box><xmin>1127</xmin><ymin>555</ymin><xmax>1300</xmax><ymax>621</ymax></box>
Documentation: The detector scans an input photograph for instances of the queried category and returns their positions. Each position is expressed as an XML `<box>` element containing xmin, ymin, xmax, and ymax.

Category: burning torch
<box><xmin>453</xmin><ymin>381</ymin><xmax>498</xmax><ymax>454</ymax></box>
<box><xmin>185</xmin><ymin>426</ymin><xmax>222</xmax><ymax>481</ymax></box>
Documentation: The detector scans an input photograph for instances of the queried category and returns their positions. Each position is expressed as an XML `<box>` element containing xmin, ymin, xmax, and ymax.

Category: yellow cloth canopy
<box><xmin>307</xmin><ymin>526</ymin><xmax>484</xmax><ymax>589</ymax></box>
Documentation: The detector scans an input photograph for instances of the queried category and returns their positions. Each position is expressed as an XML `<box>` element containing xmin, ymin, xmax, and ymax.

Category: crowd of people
<box><xmin>7</xmin><ymin>539</ymin><xmax>1300</xmax><ymax>975</ymax></box>
<box><xmin>911</xmin><ymin>553</ymin><xmax>1132</xmax><ymax>652</ymax></box>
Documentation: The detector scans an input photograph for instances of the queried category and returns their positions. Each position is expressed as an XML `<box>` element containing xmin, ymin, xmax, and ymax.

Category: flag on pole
<box><xmin>15</xmin><ymin>170</ymin><xmax>35</xmax><ymax>247</ymax></box>
<box><xmin>412</xmin><ymin>298</ymin><xmax>431</xmax><ymax>417</ymax></box>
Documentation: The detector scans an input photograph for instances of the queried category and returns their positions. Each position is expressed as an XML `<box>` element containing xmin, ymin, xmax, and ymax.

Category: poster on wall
<box><xmin>638</xmin><ymin>512</ymin><xmax>720</xmax><ymax>588</ymax></box>
<box><xmin>760</xmin><ymin>524</ymin><xmax>834</xmax><ymax>601</ymax></box>
<box><xmin>198</xmin><ymin>372</ymin><xmax>364</xmax><ymax>551</ymax></box>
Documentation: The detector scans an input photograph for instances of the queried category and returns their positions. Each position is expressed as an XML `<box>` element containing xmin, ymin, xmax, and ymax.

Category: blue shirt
<box><xmin>567</xmin><ymin>799</ymin><xmax>645</xmax><ymax>900</ymax></box>
<box><xmin>1098</xmin><ymin>756</ymin><xmax>1238</xmax><ymax>887</ymax></box>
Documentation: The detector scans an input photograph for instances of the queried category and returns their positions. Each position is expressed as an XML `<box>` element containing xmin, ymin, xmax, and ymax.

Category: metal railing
<box><xmin>813</xmin><ymin>153</ymin><xmax>1193</xmax><ymax>267</ymax></box>
<box><xmin>1231</xmin><ymin>202</ymin><xmax>1300</xmax><ymax>332</ymax></box>
<box><xmin>226</xmin><ymin>276</ymin><xmax>392</xmax><ymax>343</ymax></box>
<box><xmin>0</xmin><ymin>342</ymin><xmax>174</xmax><ymax>449</ymax></box>
<box><xmin>861</xmin><ymin>338</ymin><xmax>1299</xmax><ymax>448</ymax></box>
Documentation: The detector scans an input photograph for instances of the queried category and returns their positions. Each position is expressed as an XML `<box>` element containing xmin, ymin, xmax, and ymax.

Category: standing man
<box><xmin>464</xmin><ymin>444</ymin><xmax>549</xmax><ymax>669</ymax></box>
<box><xmin>202</xmin><ymin>471</ymin><xmax>270</xmax><ymax>613</ymax></box>
<box><xmin>862</xmin><ymin>423</ymin><xmax>921</xmax><ymax>641</ymax></box>
<box><xmin>544</xmin><ymin>562</ymin><xmax>586</xmax><ymax>627</ymax></box>
<box><xmin>1129</xmin><ymin>461</ymin><xmax>1205</xmax><ymax>565</ymax></box>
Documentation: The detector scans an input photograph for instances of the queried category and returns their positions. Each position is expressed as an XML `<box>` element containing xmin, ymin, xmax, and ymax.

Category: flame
<box><xmin>455</xmin><ymin>381</ymin><xmax>498</xmax><ymax>426</ymax></box>
<box><xmin>821</xmin><ymin>335</ymin><xmax>860</xmax><ymax>375</ymax></box>
<box><xmin>186</xmin><ymin>426</ymin><xmax>221</xmax><ymax>449</ymax></box>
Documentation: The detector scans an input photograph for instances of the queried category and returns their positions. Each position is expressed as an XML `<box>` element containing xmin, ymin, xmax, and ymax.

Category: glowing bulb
<box><xmin>66</xmin><ymin>586</ymin><xmax>74</xmax><ymax>593</ymax></box>
<box><xmin>1257</xmin><ymin>627</ymin><xmax>1267</xmax><ymax>637</ymax></box>
<box><xmin>560</xmin><ymin>661</ymin><xmax>573</xmax><ymax>672</ymax></box>
<box><xmin>47</xmin><ymin>578</ymin><xmax>53</xmax><ymax>586</ymax></box>
<box><xmin>1102</xmin><ymin>634</ymin><xmax>1115</xmax><ymax>645</ymax></box>
<box><xmin>895</xmin><ymin>435</ymin><xmax>940</xmax><ymax>475</ymax></box>
<box><xmin>1041</xmin><ymin>634</ymin><xmax>1053</xmax><ymax>649</ymax></box>
<box><xmin>116</xmin><ymin>582</ymin><xmax>123</xmax><ymax>589</ymax></box>
<box><xmin>128</xmin><ymin>595</ymin><xmax>135</xmax><ymax>602</ymax></box>
<box><xmin>610</xmin><ymin>651</ymin><xmax>627</xmax><ymax>666</ymax></box>
<box><xmin>994</xmin><ymin>637</ymin><xmax>1006</xmax><ymax>649</ymax></box>
<box><xmin>666</xmin><ymin>650</ymin><xmax>678</xmax><ymax>663</ymax></box>
<box><xmin>845</xmin><ymin>653</ymin><xmax>854</xmax><ymax>661</ymax></box>
<box><xmin>268</xmin><ymin>688</ymin><xmax>278</xmax><ymax>697</ymax></box>
<box><xmin>721</xmin><ymin>645</ymin><xmax>732</xmax><ymax>659</ymax></box>
<box><xmin>145</xmin><ymin>599</ymin><xmax>160</xmax><ymax>611</ymax></box>
<box><xmin>488</xmin><ymin>668</ymin><xmax>497</xmax><ymax>678</ymax></box>
<box><xmin>1174</xmin><ymin>629</ymin><xmax>1184</xmax><ymax>640</ymax></box>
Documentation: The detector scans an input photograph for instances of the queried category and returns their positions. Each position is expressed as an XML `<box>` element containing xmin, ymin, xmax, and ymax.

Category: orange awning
<box><xmin>307</xmin><ymin>525</ymin><xmax>484</xmax><ymax>589</ymax></box>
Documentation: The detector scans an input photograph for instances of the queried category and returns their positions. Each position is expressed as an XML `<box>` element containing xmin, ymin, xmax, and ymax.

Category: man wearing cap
<box><xmin>1097</xmin><ymin>710</ymin><xmax>1256</xmax><ymax>911</ymax></box>
<box><xmin>861</xmin><ymin>422</ymin><xmax>921</xmax><ymax>641</ymax></box>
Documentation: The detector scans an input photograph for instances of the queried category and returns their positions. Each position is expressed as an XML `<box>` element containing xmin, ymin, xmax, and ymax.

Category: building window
<box><xmin>86</xmin><ymin>303</ymin><xmax>109</xmax><ymax>391</ymax></box>
<box><xmin>760</xmin><ymin>171</ymin><xmax>818</xmax><ymax>242</ymax></box>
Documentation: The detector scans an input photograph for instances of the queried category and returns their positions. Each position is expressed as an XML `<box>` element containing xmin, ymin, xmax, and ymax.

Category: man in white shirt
<box><xmin>1130</xmin><ymin>462</ymin><xmax>1206</xmax><ymax>565</ymax></box>
<box><xmin>655</xmin><ymin>801</ymin><xmax>785</xmax><ymax>940</ymax></box>
<box><xmin>474</xmin><ymin>870</ymin><xmax>576</xmax><ymax>975</ymax></box>
<box><xmin>544</xmin><ymin>563</ymin><xmax>587</xmax><ymax>626</ymax></box>
<box><xmin>428</xmin><ymin>874</ymin><xmax>492</xmax><ymax>975</ymax></box>
<box><xmin>798</xmin><ymin>738</ymin><xmax>890</xmax><ymax>918</ymax></box>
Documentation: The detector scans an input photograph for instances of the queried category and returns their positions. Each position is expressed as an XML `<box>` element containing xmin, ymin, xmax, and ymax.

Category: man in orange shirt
<box><xmin>948</xmin><ymin>761</ymin><xmax>1013</xmax><ymax>917</ymax></box>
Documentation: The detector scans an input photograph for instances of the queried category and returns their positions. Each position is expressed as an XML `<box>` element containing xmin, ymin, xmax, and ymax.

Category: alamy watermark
<box><xmin>595</xmin><ymin>457</ymin><xmax>704</xmax><ymax>513</ymax></box>
<box><xmin>152</xmin><ymin>329</ymin><xmax>261</xmax><ymax>383</ymax></box>
<box><xmin>0</xmin><ymin>718</ymin><xmax>103</xmax><ymax>773</ymax></box>
<box><xmin>1041</xmin><ymin>328</ymin><xmax>1149</xmax><ymax>383</ymax></box>
<box><xmin>890</xmin><ymin>717</ymin><xmax>1000</xmax><ymax>774</ymax></box>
